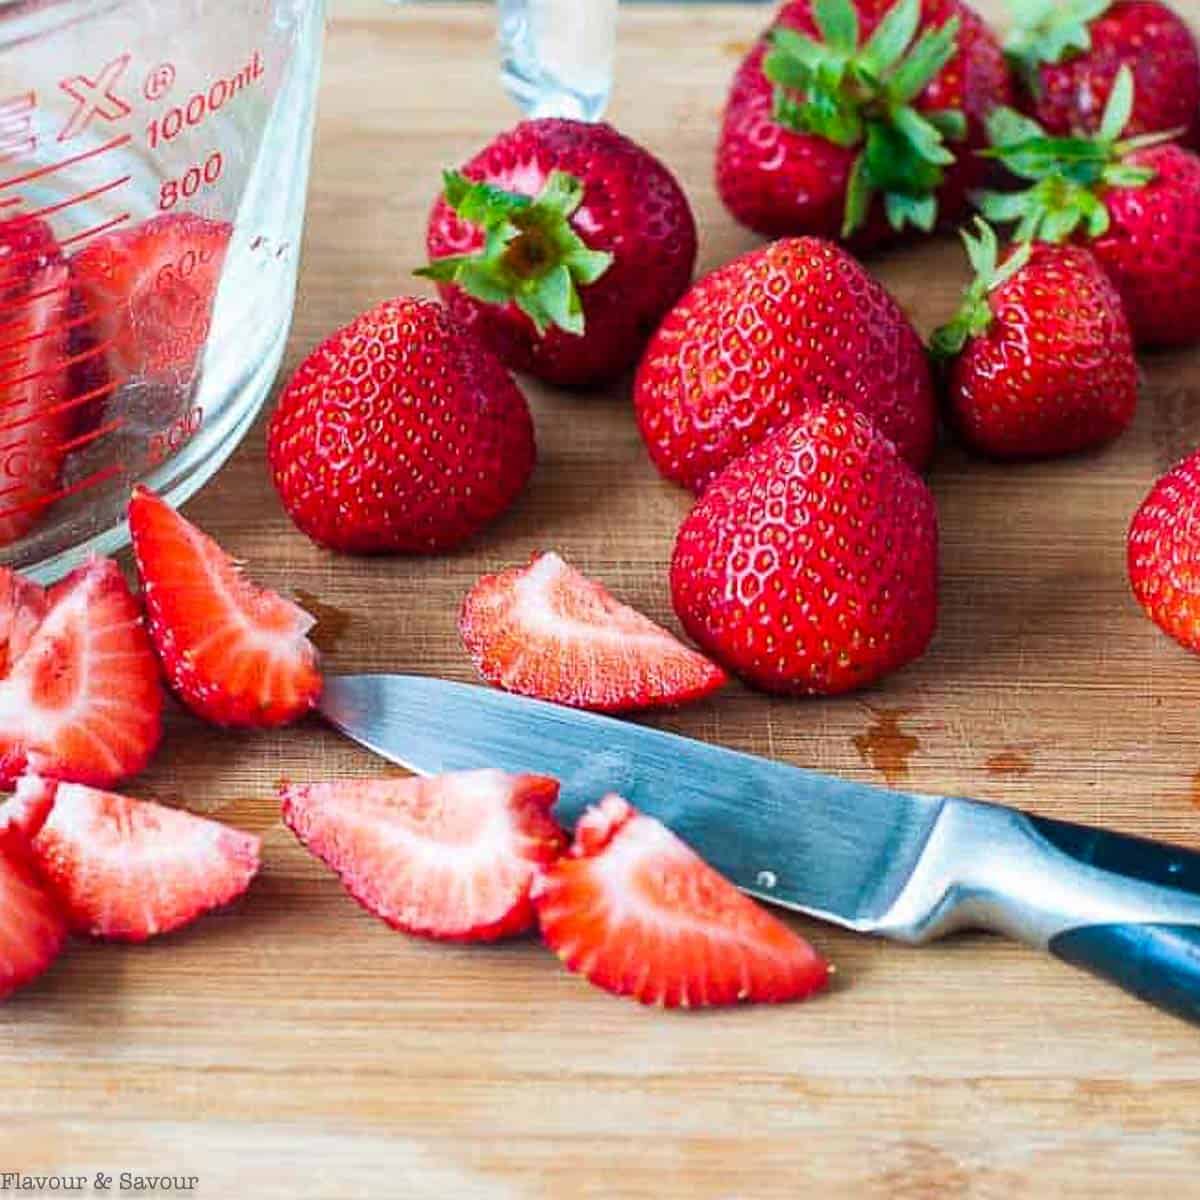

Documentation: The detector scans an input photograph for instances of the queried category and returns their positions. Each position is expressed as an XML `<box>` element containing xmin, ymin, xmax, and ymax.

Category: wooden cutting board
<box><xmin>7</xmin><ymin>2</ymin><xmax>1200</xmax><ymax>1195</ymax></box>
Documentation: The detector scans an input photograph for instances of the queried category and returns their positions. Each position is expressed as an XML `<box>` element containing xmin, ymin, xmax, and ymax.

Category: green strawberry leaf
<box><xmin>416</xmin><ymin>168</ymin><xmax>612</xmax><ymax>338</ymax></box>
<box><xmin>888</xmin><ymin>14</ymin><xmax>960</xmax><ymax>103</ymax></box>
<box><xmin>924</xmin><ymin>108</ymin><xmax>968</xmax><ymax>141</ymax></box>
<box><xmin>885</xmin><ymin>190</ymin><xmax>937</xmax><ymax>232</ymax></box>
<box><xmin>1003</xmin><ymin>0</ymin><xmax>1110</xmax><ymax>90</ymax></box>
<box><xmin>1098</xmin><ymin>63</ymin><xmax>1134</xmax><ymax>142</ymax></box>
<box><xmin>859</xmin><ymin>0</ymin><xmax>920</xmax><ymax>74</ymax></box>
<box><xmin>842</xmin><ymin>151</ymin><xmax>874</xmax><ymax>236</ymax></box>
<box><xmin>813</xmin><ymin>0</ymin><xmax>860</xmax><ymax>54</ymax></box>
<box><xmin>892</xmin><ymin>105</ymin><xmax>957</xmax><ymax>166</ymax></box>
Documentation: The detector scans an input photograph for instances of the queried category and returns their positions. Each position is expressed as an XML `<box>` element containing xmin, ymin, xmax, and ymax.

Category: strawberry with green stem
<box><xmin>422</xmin><ymin>119</ymin><xmax>697</xmax><ymax>388</ymax></box>
<box><xmin>979</xmin><ymin>64</ymin><xmax>1200</xmax><ymax>347</ymax></box>
<box><xmin>716</xmin><ymin>0</ymin><xmax>1011</xmax><ymax>247</ymax></box>
<box><xmin>1004</xmin><ymin>0</ymin><xmax>1200</xmax><ymax>148</ymax></box>
<box><xmin>931</xmin><ymin>220</ymin><xmax>1138</xmax><ymax>458</ymax></box>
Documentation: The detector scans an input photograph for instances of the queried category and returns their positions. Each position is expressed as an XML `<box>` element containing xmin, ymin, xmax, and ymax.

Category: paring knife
<box><xmin>319</xmin><ymin>674</ymin><xmax>1200</xmax><ymax>1025</ymax></box>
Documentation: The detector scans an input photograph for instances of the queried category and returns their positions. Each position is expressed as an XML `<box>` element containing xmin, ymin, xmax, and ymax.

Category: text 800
<box><xmin>159</xmin><ymin>152</ymin><xmax>224</xmax><ymax>211</ymax></box>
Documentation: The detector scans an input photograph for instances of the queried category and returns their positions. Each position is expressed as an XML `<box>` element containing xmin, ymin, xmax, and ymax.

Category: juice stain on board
<box><xmin>984</xmin><ymin>749</ymin><xmax>1032</xmax><ymax>778</ymax></box>
<box><xmin>853</xmin><ymin>707</ymin><xmax>920</xmax><ymax>785</ymax></box>
<box><xmin>294</xmin><ymin>589</ymin><xmax>352</xmax><ymax>653</ymax></box>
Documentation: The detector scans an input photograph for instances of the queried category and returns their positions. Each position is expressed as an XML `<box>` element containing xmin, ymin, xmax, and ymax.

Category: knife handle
<box><xmin>1030</xmin><ymin>813</ymin><xmax>1200</xmax><ymax>1024</ymax></box>
<box><xmin>879</xmin><ymin>802</ymin><xmax>1200</xmax><ymax>1025</ymax></box>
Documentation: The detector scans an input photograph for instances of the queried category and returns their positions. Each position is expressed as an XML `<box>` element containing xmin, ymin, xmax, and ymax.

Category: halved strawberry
<box><xmin>70</xmin><ymin>213</ymin><xmax>231</xmax><ymax>386</ymax></box>
<box><xmin>0</xmin><ymin>775</ymin><xmax>56</xmax><ymax>840</ymax></box>
<box><xmin>0</xmin><ymin>825</ymin><xmax>67</xmax><ymax>999</ymax></box>
<box><xmin>0</xmin><ymin>565</ymin><xmax>47</xmax><ymax>675</ymax></box>
<box><xmin>0</xmin><ymin>215</ymin><xmax>75</xmax><ymax>546</ymax></box>
<box><xmin>534</xmin><ymin>794</ymin><xmax>830</xmax><ymax>1007</ymax></box>
<box><xmin>0</xmin><ymin>559</ymin><xmax>162</xmax><ymax>787</ymax></box>
<box><xmin>459</xmin><ymin>551</ymin><xmax>727</xmax><ymax>712</ymax></box>
<box><xmin>280</xmin><ymin>770</ymin><xmax>566</xmax><ymax>942</ymax></box>
<box><xmin>128</xmin><ymin>485</ymin><xmax>322</xmax><ymax>728</ymax></box>
<box><xmin>30</xmin><ymin>781</ymin><xmax>260</xmax><ymax>941</ymax></box>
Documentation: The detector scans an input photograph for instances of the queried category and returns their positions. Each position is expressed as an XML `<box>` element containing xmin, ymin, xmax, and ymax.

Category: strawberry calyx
<box><xmin>977</xmin><ymin>66</ymin><xmax>1182</xmax><ymax>242</ymax></box>
<box><xmin>930</xmin><ymin>219</ymin><xmax>1031</xmax><ymax>356</ymax></box>
<box><xmin>763</xmin><ymin>0</ymin><xmax>967</xmax><ymax>236</ymax></box>
<box><xmin>1003</xmin><ymin>0</ymin><xmax>1111</xmax><ymax>94</ymax></box>
<box><xmin>417</xmin><ymin>169</ymin><xmax>613</xmax><ymax>337</ymax></box>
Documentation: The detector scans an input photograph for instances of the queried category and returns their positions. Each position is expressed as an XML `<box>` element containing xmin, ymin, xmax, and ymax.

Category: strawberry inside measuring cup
<box><xmin>71</xmin><ymin>212</ymin><xmax>232</xmax><ymax>389</ymax></box>
<box><xmin>0</xmin><ymin>215</ymin><xmax>76</xmax><ymax>548</ymax></box>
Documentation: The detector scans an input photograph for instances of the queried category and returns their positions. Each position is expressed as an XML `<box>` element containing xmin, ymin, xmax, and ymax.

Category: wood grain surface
<box><xmin>7</xmin><ymin>2</ymin><xmax>1200</xmax><ymax>1196</ymax></box>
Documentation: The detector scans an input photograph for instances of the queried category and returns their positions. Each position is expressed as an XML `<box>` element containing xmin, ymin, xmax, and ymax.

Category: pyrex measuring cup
<box><xmin>0</xmin><ymin>0</ymin><xmax>325</xmax><ymax>579</ymax></box>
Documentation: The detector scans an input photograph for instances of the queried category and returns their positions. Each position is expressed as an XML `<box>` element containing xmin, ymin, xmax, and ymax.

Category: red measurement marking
<box><xmin>59</xmin><ymin>211</ymin><xmax>129</xmax><ymax>248</ymax></box>
<box><xmin>0</xmin><ymin>307</ymin><xmax>103</xmax><ymax>365</ymax></box>
<box><xmin>0</xmin><ymin>197</ymin><xmax>21</xmax><ymax>210</ymax></box>
<box><xmin>0</xmin><ymin>133</ymin><xmax>130</xmax><ymax>191</ymax></box>
<box><xmin>22</xmin><ymin>174</ymin><xmax>130</xmax><ymax>224</ymax></box>
<box><xmin>0</xmin><ymin>334</ymin><xmax>116</xmax><ymax>395</ymax></box>
<box><xmin>0</xmin><ymin>281</ymin><xmax>72</xmax><ymax>324</ymax></box>
<box><xmin>0</xmin><ymin>93</ymin><xmax>36</xmax><ymax>166</ymax></box>
<box><xmin>0</xmin><ymin>459</ymin><xmax>123</xmax><ymax>517</ymax></box>
<box><xmin>58</xmin><ymin>54</ymin><xmax>132</xmax><ymax>143</ymax></box>
<box><xmin>55</xmin><ymin>415</ymin><xmax>124</xmax><ymax>455</ymax></box>
<box><xmin>143</xmin><ymin>63</ymin><xmax>176</xmax><ymax>102</ymax></box>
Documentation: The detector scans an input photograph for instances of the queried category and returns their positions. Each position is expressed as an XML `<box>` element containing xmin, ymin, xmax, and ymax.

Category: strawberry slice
<box><xmin>0</xmin><ymin>775</ymin><xmax>55</xmax><ymax>840</ymax></box>
<box><xmin>534</xmin><ymin>795</ymin><xmax>830</xmax><ymax>1007</ymax></box>
<box><xmin>128</xmin><ymin>485</ymin><xmax>322</xmax><ymax>728</ymax></box>
<box><xmin>0</xmin><ymin>216</ymin><xmax>75</xmax><ymax>546</ymax></box>
<box><xmin>70</xmin><ymin>213</ymin><xmax>231</xmax><ymax>386</ymax></box>
<box><xmin>280</xmin><ymin>770</ymin><xmax>566</xmax><ymax>942</ymax></box>
<box><xmin>459</xmin><ymin>551</ymin><xmax>727</xmax><ymax>712</ymax></box>
<box><xmin>0</xmin><ymin>559</ymin><xmax>162</xmax><ymax>787</ymax></box>
<box><xmin>0</xmin><ymin>825</ymin><xmax>67</xmax><ymax>999</ymax></box>
<box><xmin>30</xmin><ymin>781</ymin><xmax>261</xmax><ymax>941</ymax></box>
<box><xmin>0</xmin><ymin>565</ymin><xmax>48</xmax><ymax>675</ymax></box>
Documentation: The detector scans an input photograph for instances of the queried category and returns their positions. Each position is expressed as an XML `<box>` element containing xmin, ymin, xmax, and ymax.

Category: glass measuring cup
<box><xmin>0</xmin><ymin>0</ymin><xmax>326</xmax><ymax>580</ymax></box>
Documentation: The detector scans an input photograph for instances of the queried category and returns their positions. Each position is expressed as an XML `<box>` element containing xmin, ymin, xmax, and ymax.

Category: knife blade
<box><xmin>318</xmin><ymin>673</ymin><xmax>1200</xmax><ymax>1025</ymax></box>
<box><xmin>318</xmin><ymin>672</ymin><xmax>943</xmax><ymax>928</ymax></box>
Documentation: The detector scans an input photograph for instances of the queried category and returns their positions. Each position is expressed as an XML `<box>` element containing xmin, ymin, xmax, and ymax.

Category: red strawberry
<box><xmin>981</xmin><ymin>68</ymin><xmax>1200</xmax><ymax>348</ymax></box>
<box><xmin>422</xmin><ymin>119</ymin><xmax>697</xmax><ymax>388</ymax></box>
<box><xmin>280</xmin><ymin>770</ymin><xmax>566</xmax><ymax>942</ymax></box>
<box><xmin>671</xmin><ymin>403</ymin><xmax>938</xmax><ymax>696</ymax></box>
<box><xmin>533</xmin><ymin>794</ymin><xmax>830</xmax><ymax>1007</ymax></box>
<box><xmin>716</xmin><ymin>0</ymin><xmax>1011</xmax><ymax>248</ymax></box>
<box><xmin>268</xmin><ymin>297</ymin><xmax>536</xmax><ymax>554</ymax></box>
<box><xmin>931</xmin><ymin>222</ymin><xmax>1137</xmax><ymax>458</ymax></box>
<box><xmin>1128</xmin><ymin>449</ymin><xmax>1200</xmax><ymax>654</ymax></box>
<box><xmin>0</xmin><ymin>559</ymin><xmax>162</xmax><ymax>787</ymax></box>
<box><xmin>0</xmin><ymin>216</ymin><xmax>75</xmax><ymax>546</ymax></box>
<box><xmin>70</xmin><ymin>213</ymin><xmax>230</xmax><ymax>387</ymax></box>
<box><xmin>0</xmin><ymin>825</ymin><xmax>67</xmax><ymax>1000</ymax></box>
<box><xmin>128</xmin><ymin>485</ymin><xmax>322</xmax><ymax>728</ymax></box>
<box><xmin>30</xmin><ymin>781</ymin><xmax>260</xmax><ymax>941</ymax></box>
<box><xmin>1006</xmin><ymin>0</ymin><xmax>1200</xmax><ymax>148</ymax></box>
<box><xmin>0</xmin><ymin>564</ymin><xmax>47</xmax><ymax>675</ymax></box>
<box><xmin>459</xmin><ymin>551</ymin><xmax>727</xmax><ymax>713</ymax></box>
<box><xmin>0</xmin><ymin>775</ymin><xmax>55</xmax><ymax>840</ymax></box>
<box><xmin>634</xmin><ymin>237</ymin><xmax>935</xmax><ymax>493</ymax></box>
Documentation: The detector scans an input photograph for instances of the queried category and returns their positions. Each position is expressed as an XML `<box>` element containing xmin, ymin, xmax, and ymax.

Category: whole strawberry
<box><xmin>634</xmin><ymin>237</ymin><xmax>935</xmax><ymax>493</ymax></box>
<box><xmin>981</xmin><ymin>67</ymin><xmax>1200</xmax><ymax>348</ymax></box>
<box><xmin>1129</xmin><ymin>449</ymin><xmax>1200</xmax><ymax>654</ymax></box>
<box><xmin>670</xmin><ymin>403</ymin><xmax>938</xmax><ymax>696</ymax></box>
<box><xmin>931</xmin><ymin>221</ymin><xmax>1137</xmax><ymax>458</ymax></box>
<box><xmin>1005</xmin><ymin>0</ymin><xmax>1200</xmax><ymax>148</ymax></box>
<box><xmin>421</xmin><ymin>119</ymin><xmax>697</xmax><ymax>388</ymax></box>
<box><xmin>267</xmin><ymin>297</ymin><xmax>535</xmax><ymax>554</ymax></box>
<box><xmin>716</xmin><ymin>0</ymin><xmax>1011</xmax><ymax>248</ymax></box>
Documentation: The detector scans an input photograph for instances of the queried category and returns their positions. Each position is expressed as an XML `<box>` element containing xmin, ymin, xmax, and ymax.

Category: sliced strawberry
<box><xmin>0</xmin><ymin>825</ymin><xmax>67</xmax><ymax>999</ymax></box>
<box><xmin>0</xmin><ymin>775</ymin><xmax>56</xmax><ymax>840</ymax></box>
<box><xmin>128</xmin><ymin>485</ymin><xmax>322</xmax><ymax>728</ymax></box>
<box><xmin>459</xmin><ymin>551</ymin><xmax>727</xmax><ymax>712</ymax></box>
<box><xmin>30</xmin><ymin>781</ymin><xmax>260</xmax><ymax>941</ymax></box>
<box><xmin>0</xmin><ymin>216</ymin><xmax>75</xmax><ymax>546</ymax></box>
<box><xmin>70</xmin><ymin>213</ymin><xmax>231</xmax><ymax>386</ymax></box>
<box><xmin>280</xmin><ymin>769</ymin><xmax>566</xmax><ymax>942</ymax></box>
<box><xmin>534</xmin><ymin>795</ymin><xmax>830</xmax><ymax>1007</ymax></box>
<box><xmin>0</xmin><ymin>566</ymin><xmax>48</xmax><ymax>675</ymax></box>
<box><xmin>0</xmin><ymin>558</ymin><xmax>162</xmax><ymax>787</ymax></box>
